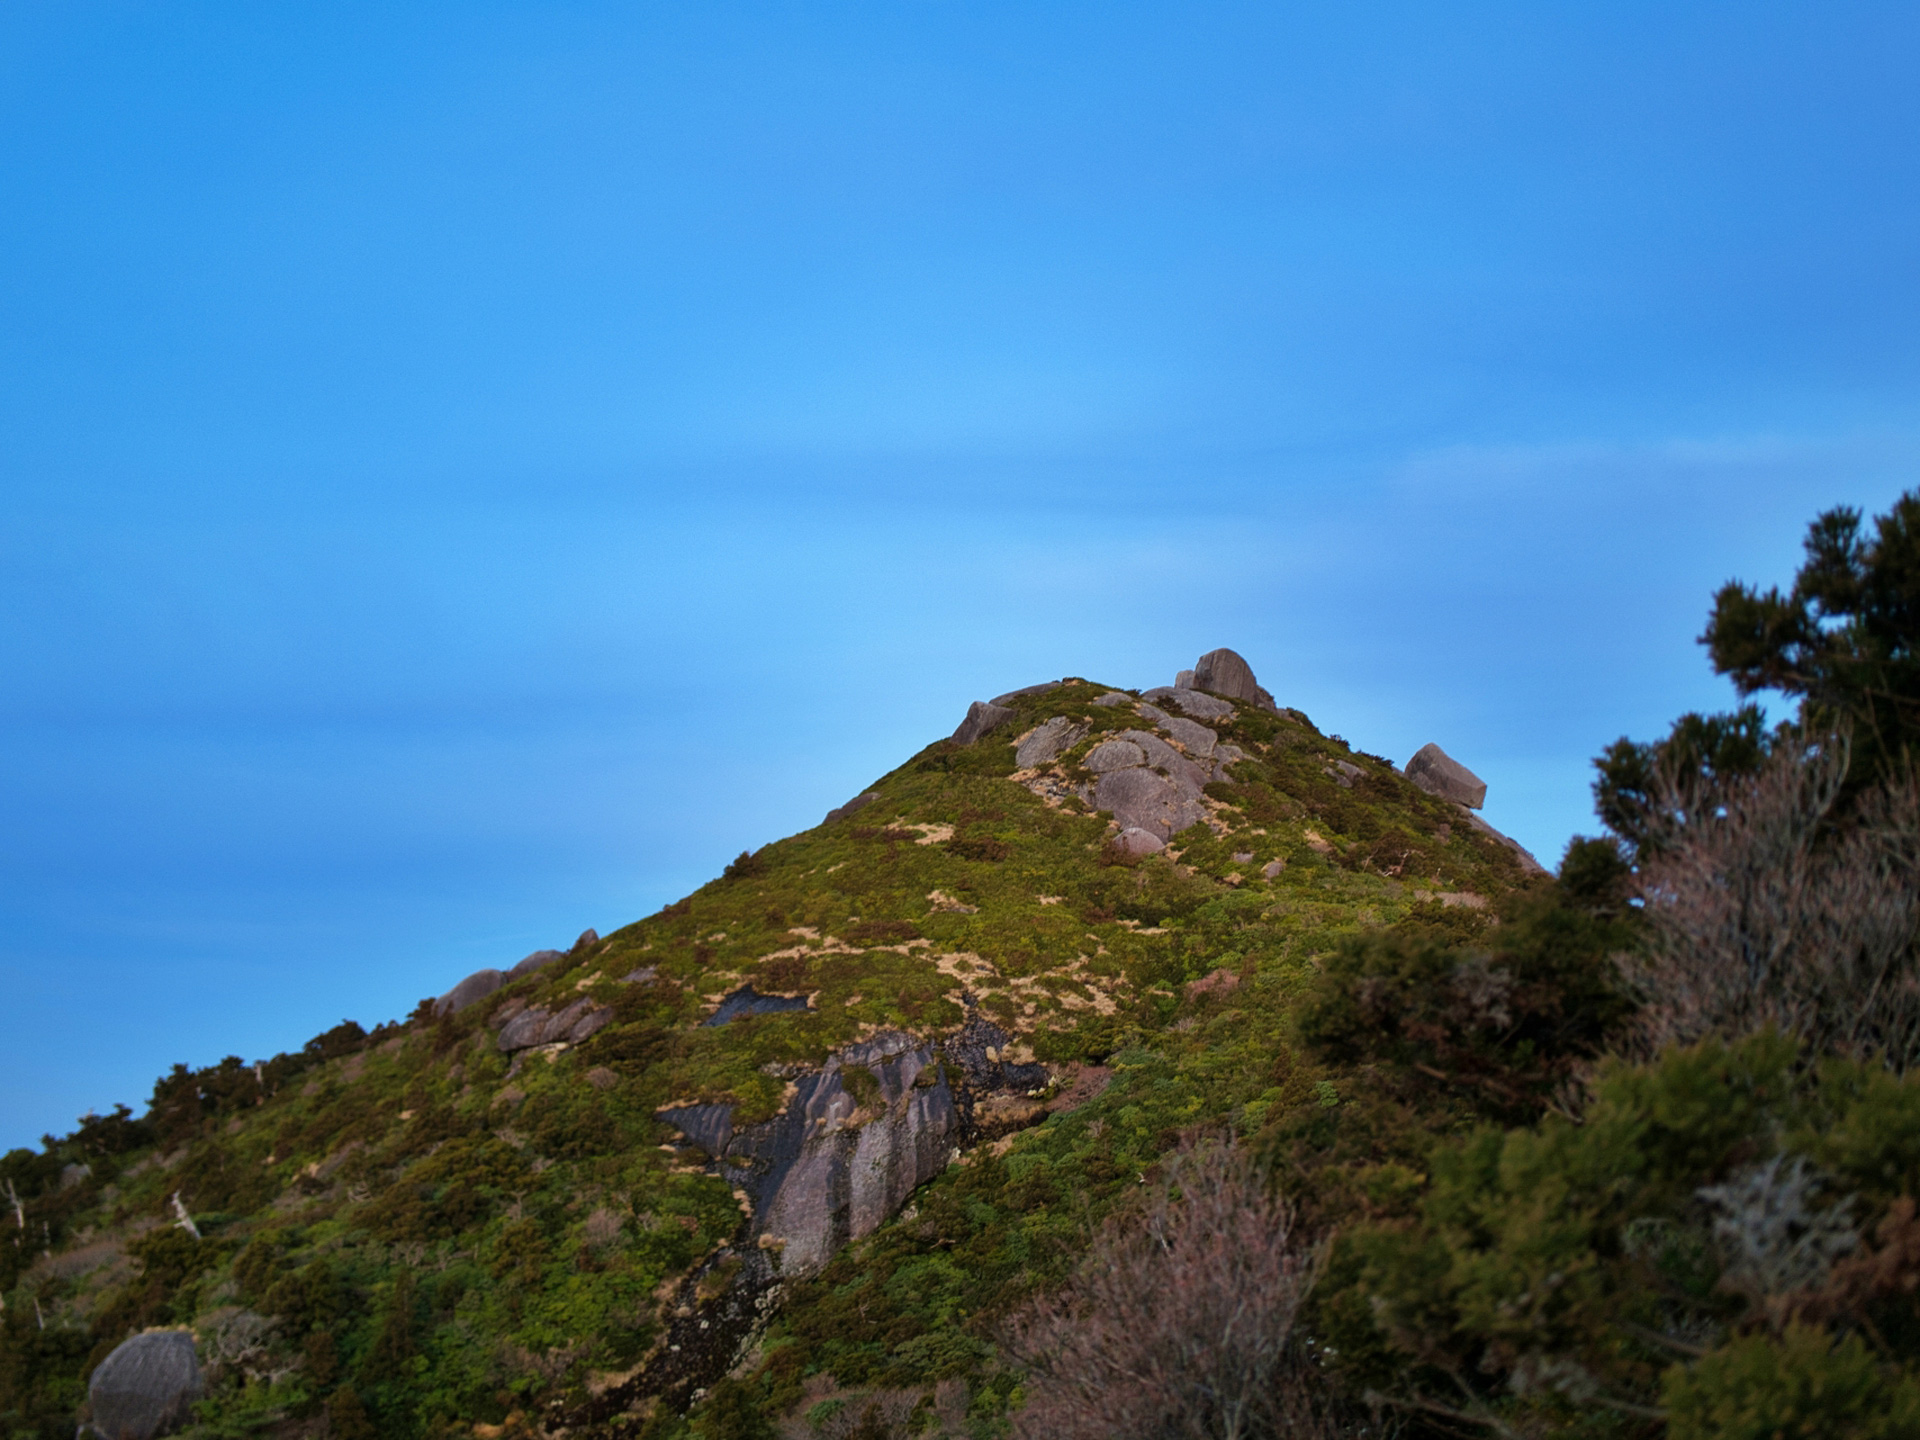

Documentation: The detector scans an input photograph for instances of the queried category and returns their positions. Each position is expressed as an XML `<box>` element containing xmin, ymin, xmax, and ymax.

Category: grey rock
<box><xmin>1406</xmin><ymin>743</ymin><xmax>1488</xmax><ymax>809</ymax></box>
<box><xmin>703</xmin><ymin>985</ymin><xmax>813</xmax><ymax>1027</ymax></box>
<box><xmin>573</xmin><ymin>928</ymin><xmax>600</xmax><ymax>951</ymax></box>
<box><xmin>1117</xmin><ymin>728</ymin><xmax>1184</xmax><ymax>772</ymax></box>
<box><xmin>496</xmin><ymin>1005</ymin><xmax>554</xmax><ymax>1052</ymax></box>
<box><xmin>1136</xmin><ymin>701</ymin><xmax>1172</xmax><ymax>726</ymax></box>
<box><xmin>1094</xmin><ymin>765</ymin><xmax>1209</xmax><ymax>840</ymax></box>
<box><xmin>568</xmin><ymin>1006</ymin><xmax>614</xmax><ymax>1044</ymax></box>
<box><xmin>1092</xmin><ymin>691</ymin><xmax>1133</xmax><ymax>707</ymax></box>
<box><xmin>951</xmin><ymin>700</ymin><xmax>1016</xmax><ymax>746</ymax></box>
<box><xmin>1083</xmin><ymin>739</ymin><xmax>1147</xmax><ymax>772</ymax></box>
<box><xmin>434</xmin><ymin>968</ymin><xmax>506</xmax><ymax>1017</ymax></box>
<box><xmin>1232</xmin><ymin>851</ymin><xmax>1255</xmax><ymax>863</ymax></box>
<box><xmin>508</xmin><ymin>949</ymin><xmax>565</xmax><ymax>980</ymax></box>
<box><xmin>60</xmin><ymin>1162</ymin><xmax>92</xmax><ymax>1190</ymax></box>
<box><xmin>86</xmin><ymin>1330</ymin><xmax>202</xmax><ymax>1440</ymax></box>
<box><xmin>824</xmin><ymin>792</ymin><xmax>880</xmax><ymax>824</ymax></box>
<box><xmin>1015</xmin><ymin>716</ymin><xmax>1084</xmax><ymax>768</ymax></box>
<box><xmin>1216</xmin><ymin>742</ymin><xmax>1247</xmax><ymax>764</ymax></box>
<box><xmin>1159</xmin><ymin>715</ymin><xmax>1219</xmax><ymax>758</ymax></box>
<box><xmin>1176</xmin><ymin>669</ymin><xmax>1196</xmax><ymax>688</ymax></box>
<box><xmin>1113</xmin><ymin>826</ymin><xmax>1166</xmax><ymax>857</ymax></box>
<box><xmin>1193</xmin><ymin>648</ymin><xmax>1277</xmax><ymax>709</ymax></box>
<box><xmin>1262</xmin><ymin>859</ymin><xmax>1286</xmax><ymax>879</ymax></box>
<box><xmin>990</xmin><ymin>680</ymin><xmax>1062</xmax><ymax>707</ymax></box>
<box><xmin>1142</xmin><ymin>686</ymin><xmax>1236</xmax><ymax>721</ymax></box>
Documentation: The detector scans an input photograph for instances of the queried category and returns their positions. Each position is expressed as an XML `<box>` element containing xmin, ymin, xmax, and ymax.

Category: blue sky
<box><xmin>5</xmin><ymin>1</ymin><xmax>1920</xmax><ymax>1147</ymax></box>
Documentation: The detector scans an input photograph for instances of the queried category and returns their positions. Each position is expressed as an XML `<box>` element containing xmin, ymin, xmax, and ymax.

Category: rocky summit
<box><xmin>4</xmin><ymin>647</ymin><xmax>1548</xmax><ymax>1440</ymax></box>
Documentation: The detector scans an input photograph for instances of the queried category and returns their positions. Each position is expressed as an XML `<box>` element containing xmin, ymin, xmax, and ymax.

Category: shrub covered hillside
<box><xmin>2</xmin><ymin>651</ymin><xmax>1545</xmax><ymax>1439</ymax></box>
<box><xmin>13</xmin><ymin>482</ymin><xmax>1920</xmax><ymax>1440</ymax></box>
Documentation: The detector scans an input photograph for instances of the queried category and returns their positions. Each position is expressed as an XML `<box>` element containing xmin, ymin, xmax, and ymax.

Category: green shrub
<box><xmin>1664</xmin><ymin>1325</ymin><xmax>1920</xmax><ymax>1440</ymax></box>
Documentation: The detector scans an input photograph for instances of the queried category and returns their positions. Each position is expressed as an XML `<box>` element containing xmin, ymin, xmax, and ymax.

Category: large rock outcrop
<box><xmin>1192</xmin><ymin>648</ymin><xmax>1277</xmax><ymax>709</ymax></box>
<box><xmin>85</xmin><ymin>1330</ymin><xmax>202</xmax><ymax>1440</ymax></box>
<box><xmin>1406</xmin><ymin>742</ymin><xmax>1488</xmax><ymax>809</ymax></box>
<box><xmin>659</xmin><ymin>1021</ymin><xmax>1042</xmax><ymax>1277</ymax></box>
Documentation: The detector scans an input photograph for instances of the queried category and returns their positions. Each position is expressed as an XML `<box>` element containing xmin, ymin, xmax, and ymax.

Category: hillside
<box><xmin>2</xmin><ymin>647</ymin><xmax>1555</xmax><ymax>1438</ymax></box>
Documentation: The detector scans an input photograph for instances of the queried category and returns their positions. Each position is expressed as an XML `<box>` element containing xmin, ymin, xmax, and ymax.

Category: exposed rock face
<box><xmin>495</xmin><ymin>998</ymin><xmax>614</xmax><ymax>1052</ymax></box>
<box><xmin>573</xmin><ymin>928</ymin><xmax>600</xmax><ymax>950</ymax></box>
<box><xmin>658</xmin><ymin>1021</ymin><xmax>1043</xmax><ymax>1278</ymax></box>
<box><xmin>1014</xmin><ymin>716</ymin><xmax>1085</xmax><ymax>768</ymax></box>
<box><xmin>86</xmin><ymin>1330</ymin><xmax>202</xmax><ymax>1440</ymax></box>
<box><xmin>1092</xmin><ymin>690</ymin><xmax>1132</xmax><ymax>707</ymax></box>
<box><xmin>1113</xmin><ymin>826</ymin><xmax>1166</xmax><ymax>857</ymax></box>
<box><xmin>1093</xmin><ymin>765</ymin><xmax>1208</xmax><ymax>841</ymax></box>
<box><xmin>951</xmin><ymin>700</ymin><xmax>1016</xmax><ymax>746</ymax></box>
<box><xmin>703</xmin><ymin>985</ymin><xmax>812</xmax><ymax>1027</ymax></box>
<box><xmin>1084</xmin><ymin>738</ymin><xmax>1146</xmax><ymax>772</ymax></box>
<box><xmin>824</xmin><ymin>792</ymin><xmax>880</xmax><ymax>824</ymax></box>
<box><xmin>434</xmin><ymin>968</ymin><xmax>506</xmax><ymax>1016</ymax></box>
<box><xmin>1406</xmin><ymin>743</ymin><xmax>1487</xmax><ymax>809</ymax></box>
<box><xmin>1158</xmin><ymin>715</ymin><xmax>1219</xmax><ymax>758</ymax></box>
<box><xmin>1192</xmin><ymin>648</ymin><xmax>1277</xmax><ymax>709</ymax></box>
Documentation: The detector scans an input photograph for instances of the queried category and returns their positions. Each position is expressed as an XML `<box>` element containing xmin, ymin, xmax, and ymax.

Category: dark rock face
<box><xmin>85</xmin><ymin>1330</ymin><xmax>202</xmax><ymax>1440</ymax></box>
<box><xmin>434</xmin><ymin>968</ymin><xmax>506</xmax><ymax>1016</ymax></box>
<box><xmin>951</xmin><ymin>700</ymin><xmax>1016</xmax><ymax>746</ymax></box>
<box><xmin>495</xmin><ymin>998</ymin><xmax>614</xmax><ymax>1052</ymax></box>
<box><xmin>656</xmin><ymin>1020</ymin><xmax>1044</xmax><ymax>1281</ymax></box>
<box><xmin>702</xmin><ymin>985</ymin><xmax>813</xmax><ymax>1027</ymax></box>
<box><xmin>824</xmin><ymin>791</ymin><xmax>880</xmax><ymax>824</ymax></box>
<box><xmin>573</xmin><ymin>928</ymin><xmax>600</xmax><ymax>950</ymax></box>
<box><xmin>1192</xmin><ymin>647</ymin><xmax>1277</xmax><ymax>709</ymax></box>
<box><xmin>1406</xmin><ymin>743</ymin><xmax>1488</xmax><ymax>809</ymax></box>
<box><xmin>508</xmin><ymin>949</ymin><xmax>565</xmax><ymax>980</ymax></box>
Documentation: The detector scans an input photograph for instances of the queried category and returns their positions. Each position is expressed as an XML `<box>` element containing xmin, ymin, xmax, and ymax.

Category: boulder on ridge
<box><xmin>1406</xmin><ymin>743</ymin><xmax>1488</xmax><ymax>809</ymax></box>
<box><xmin>951</xmin><ymin>701</ymin><xmax>1016</xmax><ymax>746</ymax></box>
<box><xmin>435</xmin><ymin>968</ymin><xmax>506</xmax><ymax>1017</ymax></box>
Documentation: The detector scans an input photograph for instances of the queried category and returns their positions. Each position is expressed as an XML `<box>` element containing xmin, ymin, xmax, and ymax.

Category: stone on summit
<box><xmin>509</xmin><ymin>949</ymin><xmax>565</xmax><ymax>980</ymax></box>
<box><xmin>951</xmin><ymin>700</ymin><xmax>1016</xmax><ymax>746</ymax></box>
<box><xmin>435</xmin><ymin>968</ymin><xmax>505</xmax><ymax>1016</ymax></box>
<box><xmin>85</xmin><ymin>1330</ymin><xmax>202</xmax><ymax>1440</ymax></box>
<box><xmin>1406</xmin><ymin>743</ymin><xmax>1488</xmax><ymax>809</ymax></box>
<box><xmin>1192</xmin><ymin>648</ymin><xmax>1277</xmax><ymax>709</ymax></box>
<box><xmin>573</xmin><ymin>928</ymin><xmax>600</xmax><ymax>951</ymax></box>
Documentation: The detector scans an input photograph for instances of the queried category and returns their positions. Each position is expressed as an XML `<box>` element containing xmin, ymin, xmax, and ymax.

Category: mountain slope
<box><xmin>2</xmin><ymin>651</ymin><xmax>1547</xmax><ymax>1439</ymax></box>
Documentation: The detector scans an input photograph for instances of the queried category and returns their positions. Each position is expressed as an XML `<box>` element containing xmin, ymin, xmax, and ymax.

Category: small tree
<box><xmin>1004</xmin><ymin>1141</ymin><xmax>1326</xmax><ymax>1440</ymax></box>
<box><xmin>1626</xmin><ymin>731</ymin><xmax>1920</xmax><ymax>1070</ymax></box>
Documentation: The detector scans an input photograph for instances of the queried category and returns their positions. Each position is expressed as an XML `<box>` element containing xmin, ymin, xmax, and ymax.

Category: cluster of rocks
<box><xmin>946</xmin><ymin>648</ymin><xmax>1271</xmax><ymax>850</ymax></box>
<box><xmin>491</xmin><ymin>995</ymin><xmax>614</xmax><ymax>1053</ymax></box>
<box><xmin>431</xmin><ymin>928</ymin><xmax>600</xmax><ymax>1018</ymax></box>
